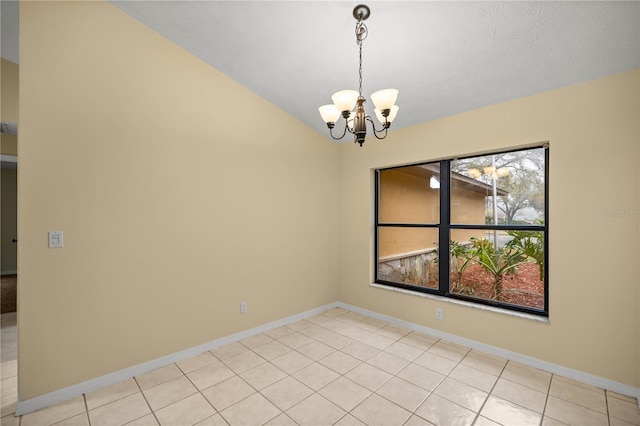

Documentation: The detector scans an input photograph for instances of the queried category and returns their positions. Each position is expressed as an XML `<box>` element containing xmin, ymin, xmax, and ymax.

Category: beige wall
<box><xmin>338</xmin><ymin>69</ymin><xmax>640</xmax><ymax>387</ymax></box>
<box><xmin>1</xmin><ymin>168</ymin><xmax>18</xmax><ymax>272</ymax></box>
<box><xmin>19</xmin><ymin>1</ymin><xmax>339</xmax><ymax>399</ymax></box>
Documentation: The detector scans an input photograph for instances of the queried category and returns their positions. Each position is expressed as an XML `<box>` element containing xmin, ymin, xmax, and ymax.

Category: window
<box><xmin>375</xmin><ymin>146</ymin><xmax>548</xmax><ymax>316</ymax></box>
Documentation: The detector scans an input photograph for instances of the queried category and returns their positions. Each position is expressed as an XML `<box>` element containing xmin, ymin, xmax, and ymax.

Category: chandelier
<box><xmin>318</xmin><ymin>4</ymin><xmax>399</xmax><ymax>147</ymax></box>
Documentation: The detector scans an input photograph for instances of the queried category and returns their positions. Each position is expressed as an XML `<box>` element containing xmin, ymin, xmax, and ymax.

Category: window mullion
<box><xmin>543</xmin><ymin>146</ymin><xmax>550</xmax><ymax>313</ymax></box>
<box><xmin>438</xmin><ymin>160</ymin><xmax>450</xmax><ymax>295</ymax></box>
<box><xmin>374</xmin><ymin>170</ymin><xmax>380</xmax><ymax>282</ymax></box>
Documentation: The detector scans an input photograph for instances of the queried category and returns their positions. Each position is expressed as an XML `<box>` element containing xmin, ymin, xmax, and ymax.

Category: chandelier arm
<box><xmin>328</xmin><ymin>122</ymin><xmax>349</xmax><ymax>140</ymax></box>
<box><xmin>366</xmin><ymin>116</ymin><xmax>389</xmax><ymax>140</ymax></box>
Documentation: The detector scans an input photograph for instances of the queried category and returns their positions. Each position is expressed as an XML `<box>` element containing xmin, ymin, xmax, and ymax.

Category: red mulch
<box><xmin>424</xmin><ymin>263</ymin><xmax>544</xmax><ymax>309</ymax></box>
<box><xmin>455</xmin><ymin>263</ymin><xmax>544</xmax><ymax>309</ymax></box>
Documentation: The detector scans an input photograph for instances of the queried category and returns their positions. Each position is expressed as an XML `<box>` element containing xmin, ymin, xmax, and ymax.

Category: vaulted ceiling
<box><xmin>2</xmin><ymin>1</ymin><xmax>639</xmax><ymax>140</ymax></box>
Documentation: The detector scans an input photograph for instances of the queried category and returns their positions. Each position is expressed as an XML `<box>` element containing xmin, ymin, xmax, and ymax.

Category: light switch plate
<box><xmin>48</xmin><ymin>231</ymin><xmax>63</xmax><ymax>248</ymax></box>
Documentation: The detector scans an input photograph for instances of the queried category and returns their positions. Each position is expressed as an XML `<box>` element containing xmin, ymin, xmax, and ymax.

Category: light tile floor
<box><xmin>1</xmin><ymin>312</ymin><xmax>18</xmax><ymax>419</ymax></box>
<box><xmin>2</xmin><ymin>308</ymin><xmax>639</xmax><ymax>426</ymax></box>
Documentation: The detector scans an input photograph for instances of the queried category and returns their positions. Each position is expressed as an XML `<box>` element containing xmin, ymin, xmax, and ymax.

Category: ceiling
<box><xmin>2</xmin><ymin>1</ymin><xmax>639</xmax><ymax>141</ymax></box>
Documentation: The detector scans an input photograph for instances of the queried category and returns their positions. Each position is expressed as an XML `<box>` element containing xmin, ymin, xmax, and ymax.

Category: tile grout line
<box><xmin>191</xmin><ymin>359</ymin><xmax>241</xmax><ymax>425</ymax></box>
<box><xmin>82</xmin><ymin>394</ymin><xmax>91</xmax><ymax>426</ymax></box>
<box><xmin>550</xmin><ymin>375</ymin><xmax>615</xmax><ymax>422</ymax></box>
<box><xmin>539</xmin><ymin>370</ymin><xmax>553</xmax><ymax>426</ymax></box>
<box><xmin>175</xmin><ymin>355</ymin><xmax>224</xmax><ymax>425</ymax></box>
<box><xmin>467</xmin><ymin>353</ymin><xmax>507</xmax><ymax>426</ymax></box>
<box><xmin>195</xmin><ymin>375</ymin><xmax>227</xmax><ymax>426</ymax></box>
<box><xmin>187</xmin><ymin>354</ymin><xmax>225</xmax><ymax>425</ymax></box>
<box><xmin>231</xmin><ymin>351</ymin><xmax>283</xmax><ymax>426</ymax></box>
<box><xmin>133</xmin><ymin>371</ymin><xmax>162</xmax><ymax>426</ymax></box>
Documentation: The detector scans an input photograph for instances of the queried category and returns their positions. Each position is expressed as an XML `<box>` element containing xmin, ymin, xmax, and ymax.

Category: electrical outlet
<box><xmin>240</xmin><ymin>301</ymin><xmax>247</xmax><ymax>314</ymax></box>
<box><xmin>436</xmin><ymin>308</ymin><xmax>444</xmax><ymax>320</ymax></box>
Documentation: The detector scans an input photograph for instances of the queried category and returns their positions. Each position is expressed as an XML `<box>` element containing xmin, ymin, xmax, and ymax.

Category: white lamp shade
<box><xmin>319</xmin><ymin>104</ymin><xmax>341</xmax><ymax>124</ymax></box>
<box><xmin>374</xmin><ymin>108</ymin><xmax>384</xmax><ymax>124</ymax></box>
<box><xmin>374</xmin><ymin>105</ymin><xmax>399</xmax><ymax>124</ymax></box>
<box><xmin>331</xmin><ymin>90</ymin><xmax>359</xmax><ymax>113</ymax></box>
<box><xmin>387</xmin><ymin>105</ymin><xmax>399</xmax><ymax>122</ymax></box>
<box><xmin>370</xmin><ymin>89</ymin><xmax>398</xmax><ymax>111</ymax></box>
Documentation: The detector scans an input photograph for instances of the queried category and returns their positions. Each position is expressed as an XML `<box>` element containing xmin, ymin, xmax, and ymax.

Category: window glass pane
<box><xmin>451</xmin><ymin>148</ymin><xmax>545</xmax><ymax>225</ymax></box>
<box><xmin>379</xmin><ymin>165</ymin><xmax>440</xmax><ymax>223</ymax></box>
<box><xmin>450</xmin><ymin>229</ymin><xmax>545</xmax><ymax>310</ymax></box>
<box><xmin>378</xmin><ymin>227</ymin><xmax>439</xmax><ymax>289</ymax></box>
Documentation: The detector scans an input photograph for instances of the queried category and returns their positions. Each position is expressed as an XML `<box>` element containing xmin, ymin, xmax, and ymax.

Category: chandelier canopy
<box><xmin>319</xmin><ymin>4</ymin><xmax>399</xmax><ymax>147</ymax></box>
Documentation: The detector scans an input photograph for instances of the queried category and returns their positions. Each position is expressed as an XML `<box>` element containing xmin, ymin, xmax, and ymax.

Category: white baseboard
<box><xmin>335</xmin><ymin>302</ymin><xmax>640</xmax><ymax>404</ymax></box>
<box><xmin>15</xmin><ymin>302</ymin><xmax>340</xmax><ymax>415</ymax></box>
<box><xmin>15</xmin><ymin>300</ymin><xmax>640</xmax><ymax>415</ymax></box>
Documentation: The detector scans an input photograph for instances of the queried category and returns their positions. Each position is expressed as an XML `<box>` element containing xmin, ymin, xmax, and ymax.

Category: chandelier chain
<box><xmin>358</xmin><ymin>36</ymin><xmax>363</xmax><ymax>97</ymax></box>
<box><xmin>355</xmin><ymin>20</ymin><xmax>367</xmax><ymax>97</ymax></box>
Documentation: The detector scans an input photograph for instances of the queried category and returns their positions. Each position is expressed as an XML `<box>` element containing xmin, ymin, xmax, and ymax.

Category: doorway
<box><xmin>1</xmin><ymin>155</ymin><xmax>17</xmax><ymax>314</ymax></box>
<box><xmin>1</xmin><ymin>154</ymin><xmax>18</xmax><ymax>418</ymax></box>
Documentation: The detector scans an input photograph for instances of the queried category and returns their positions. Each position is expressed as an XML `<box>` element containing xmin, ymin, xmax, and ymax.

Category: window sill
<box><xmin>369</xmin><ymin>282</ymin><xmax>550</xmax><ymax>324</ymax></box>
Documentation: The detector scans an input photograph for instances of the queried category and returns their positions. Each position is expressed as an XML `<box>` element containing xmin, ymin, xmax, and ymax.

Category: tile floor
<box><xmin>1</xmin><ymin>308</ymin><xmax>639</xmax><ymax>426</ymax></box>
<box><xmin>1</xmin><ymin>312</ymin><xmax>17</xmax><ymax>419</ymax></box>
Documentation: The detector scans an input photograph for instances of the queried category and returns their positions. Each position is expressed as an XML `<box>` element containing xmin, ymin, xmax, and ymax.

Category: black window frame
<box><xmin>374</xmin><ymin>146</ymin><xmax>549</xmax><ymax>317</ymax></box>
